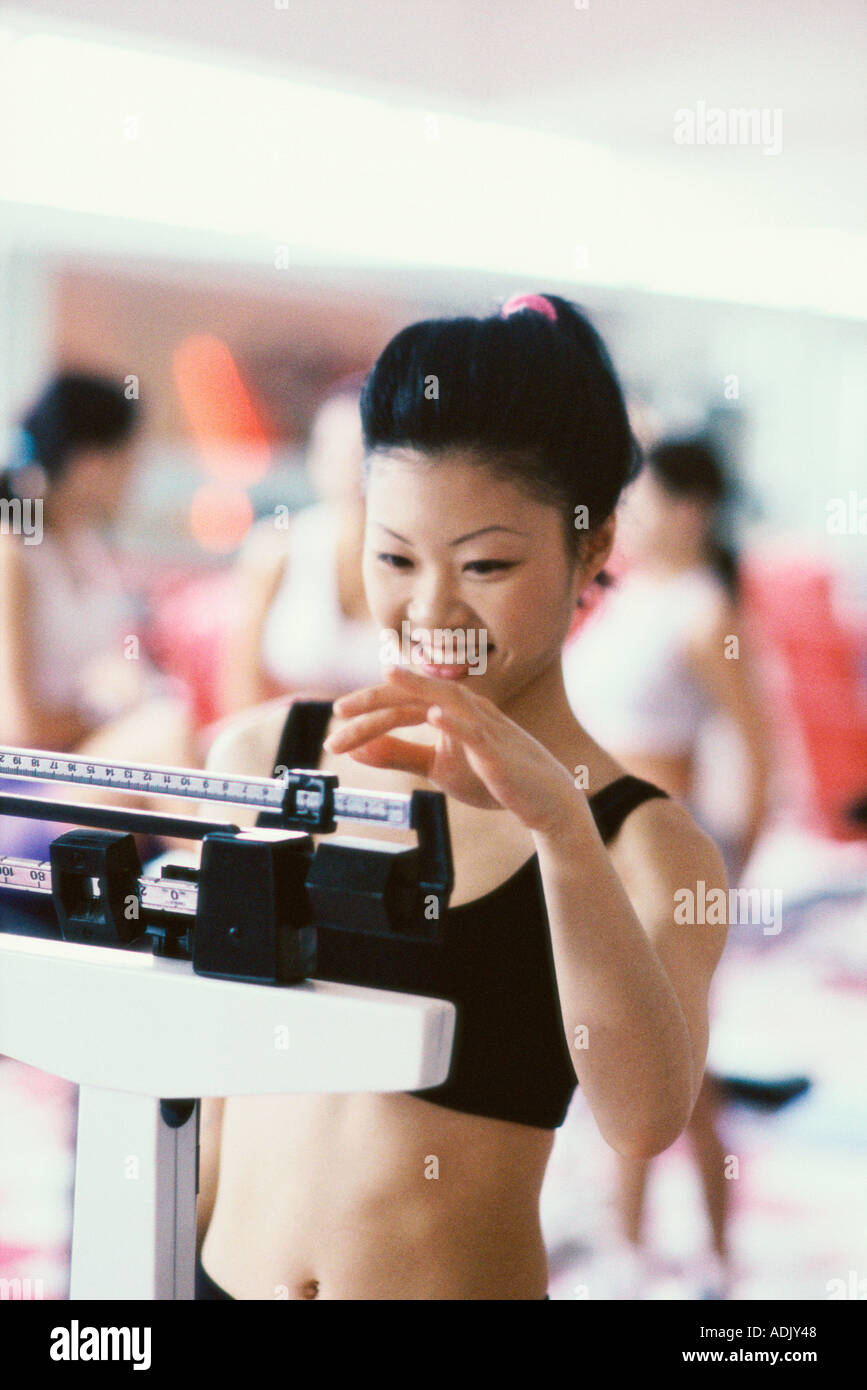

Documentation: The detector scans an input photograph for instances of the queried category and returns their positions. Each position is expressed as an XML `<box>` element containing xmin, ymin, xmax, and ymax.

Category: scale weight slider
<box><xmin>194</xmin><ymin>829</ymin><xmax>316</xmax><ymax>986</ymax></box>
<box><xmin>49</xmin><ymin>829</ymin><xmax>144</xmax><ymax>947</ymax></box>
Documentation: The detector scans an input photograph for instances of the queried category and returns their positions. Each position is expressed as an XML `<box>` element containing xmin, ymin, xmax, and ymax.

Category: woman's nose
<box><xmin>406</xmin><ymin>574</ymin><xmax>467</xmax><ymax>632</ymax></box>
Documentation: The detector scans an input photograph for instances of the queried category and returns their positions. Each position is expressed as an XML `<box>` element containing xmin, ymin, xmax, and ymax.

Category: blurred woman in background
<box><xmin>563</xmin><ymin>436</ymin><xmax>772</xmax><ymax>1297</ymax></box>
<box><xmin>0</xmin><ymin>371</ymin><xmax>194</xmax><ymax>834</ymax></box>
<box><xmin>220</xmin><ymin>377</ymin><xmax>382</xmax><ymax>715</ymax></box>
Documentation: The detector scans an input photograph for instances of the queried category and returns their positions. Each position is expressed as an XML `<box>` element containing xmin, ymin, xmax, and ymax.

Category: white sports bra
<box><xmin>260</xmin><ymin>502</ymin><xmax>383</xmax><ymax>693</ymax></box>
<box><xmin>563</xmin><ymin>566</ymin><xmax>726</xmax><ymax>755</ymax></box>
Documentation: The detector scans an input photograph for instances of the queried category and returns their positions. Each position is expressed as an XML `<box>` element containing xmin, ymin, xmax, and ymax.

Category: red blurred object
<box><xmin>188</xmin><ymin>482</ymin><xmax>255</xmax><ymax>554</ymax></box>
<box><xmin>740</xmin><ymin>556</ymin><xmax>867</xmax><ymax>842</ymax></box>
<box><xmin>144</xmin><ymin>569</ymin><xmax>236</xmax><ymax>730</ymax></box>
<box><xmin>172</xmin><ymin>334</ymin><xmax>273</xmax><ymax>484</ymax></box>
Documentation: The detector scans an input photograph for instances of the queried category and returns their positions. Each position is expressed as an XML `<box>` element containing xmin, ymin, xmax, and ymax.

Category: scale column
<box><xmin>69</xmin><ymin>1088</ymin><xmax>198</xmax><ymax>1300</ymax></box>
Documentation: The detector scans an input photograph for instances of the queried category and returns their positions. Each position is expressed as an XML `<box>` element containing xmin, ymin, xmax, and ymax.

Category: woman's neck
<box><xmin>501</xmin><ymin>656</ymin><xmax>591</xmax><ymax>763</ymax></box>
<box><xmin>338</xmin><ymin>500</ymin><xmax>367</xmax><ymax>541</ymax></box>
<box><xmin>638</xmin><ymin>544</ymin><xmax>706</xmax><ymax>577</ymax></box>
<box><xmin>43</xmin><ymin>490</ymin><xmax>84</xmax><ymax>539</ymax></box>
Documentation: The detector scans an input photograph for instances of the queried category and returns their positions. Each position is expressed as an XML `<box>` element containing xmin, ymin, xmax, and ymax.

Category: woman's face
<box><xmin>62</xmin><ymin>442</ymin><xmax>138</xmax><ymax>524</ymax></box>
<box><xmin>615</xmin><ymin>469</ymin><xmax>667</xmax><ymax>560</ymax></box>
<box><xmin>362</xmin><ymin>449</ymin><xmax>593</xmax><ymax>707</ymax></box>
<box><xmin>616</xmin><ymin>467</ymin><xmax>708</xmax><ymax>563</ymax></box>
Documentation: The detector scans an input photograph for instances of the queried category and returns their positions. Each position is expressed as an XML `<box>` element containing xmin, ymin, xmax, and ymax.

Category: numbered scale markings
<box><xmin>0</xmin><ymin>855</ymin><xmax>199</xmax><ymax>916</ymax></box>
<box><xmin>0</xmin><ymin>746</ymin><xmax>413</xmax><ymax>828</ymax></box>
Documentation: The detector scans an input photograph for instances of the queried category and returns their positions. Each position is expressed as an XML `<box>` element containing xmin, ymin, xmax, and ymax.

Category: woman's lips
<box><xmin>418</xmin><ymin>662</ymin><xmax>470</xmax><ymax>679</ymax></box>
<box><xmin>416</xmin><ymin>644</ymin><xmax>492</xmax><ymax>680</ymax></box>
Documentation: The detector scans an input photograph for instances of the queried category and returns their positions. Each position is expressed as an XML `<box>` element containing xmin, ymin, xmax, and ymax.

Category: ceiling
<box><xmin>8</xmin><ymin>0</ymin><xmax>865</xmax><ymax>235</ymax></box>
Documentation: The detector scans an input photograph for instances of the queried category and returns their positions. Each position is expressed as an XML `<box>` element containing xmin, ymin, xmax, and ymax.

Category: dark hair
<box><xmin>646</xmin><ymin>436</ymin><xmax>740</xmax><ymax>597</ymax></box>
<box><xmin>359</xmin><ymin>294</ymin><xmax>640</xmax><ymax>571</ymax></box>
<box><xmin>1</xmin><ymin>371</ymin><xmax>140</xmax><ymax>502</ymax></box>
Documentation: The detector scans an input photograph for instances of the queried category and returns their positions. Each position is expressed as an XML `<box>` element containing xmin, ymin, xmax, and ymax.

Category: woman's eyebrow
<box><xmin>371</xmin><ymin>522</ymin><xmax>528</xmax><ymax>546</ymax></box>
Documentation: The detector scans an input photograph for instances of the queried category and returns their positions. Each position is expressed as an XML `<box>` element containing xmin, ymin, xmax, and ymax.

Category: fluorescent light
<box><xmin>0</xmin><ymin>23</ymin><xmax>863</xmax><ymax>318</ymax></box>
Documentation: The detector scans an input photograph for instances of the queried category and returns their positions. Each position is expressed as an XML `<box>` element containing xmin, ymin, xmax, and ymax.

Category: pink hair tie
<box><xmin>500</xmin><ymin>292</ymin><xmax>557</xmax><ymax>323</ymax></box>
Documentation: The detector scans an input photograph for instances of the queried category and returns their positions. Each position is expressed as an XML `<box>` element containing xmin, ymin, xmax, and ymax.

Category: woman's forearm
<box><xmin>533</xmin><ymin>809</ymin><xmax>694</xmax><ymax>1158</ymax></box>
<box><xmin>744</xmin><ymin>734</ymin><xmax>772</xmax><ymax>842</ymax></box>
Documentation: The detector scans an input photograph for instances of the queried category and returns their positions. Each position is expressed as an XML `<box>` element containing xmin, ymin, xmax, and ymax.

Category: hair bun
<box><xmin>499</xmin><ymin>293</ymin><xmax>557</xmax><ymax>323</ymax></box>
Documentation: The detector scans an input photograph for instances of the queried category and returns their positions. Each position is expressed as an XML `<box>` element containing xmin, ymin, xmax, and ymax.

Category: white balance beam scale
<box><xmin>0</xmin><ymin>931</ymin><xmax>455</xmax><ymax>1300</ymax></box>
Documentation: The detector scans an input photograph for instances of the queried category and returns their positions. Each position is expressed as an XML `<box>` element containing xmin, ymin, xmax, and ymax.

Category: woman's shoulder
<box><xmin>204</xmin><ymin>696</ymin><xmax>297</xmax><ymax>777</ymax></box>
<box><xmin>680</xmin><ymin>566</ymin><xmax>732</xmax><ymax>620</ymax></box>
<box><xmin>569</xmin><ymin>722</ymin><xmax>722</xmax><ymax>876</ymax></box>
<box><xmin>0</xmin><ymin>525</ymin><xmax>41</xmax><ymax>568</ymax></box>
<box><xmin>605</xmin><ymin>788</ymin><xmax>729</xmax><ymax>919</ymax></box>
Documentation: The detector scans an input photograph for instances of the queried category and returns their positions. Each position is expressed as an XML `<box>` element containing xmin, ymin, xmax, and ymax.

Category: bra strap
<box><xmin>588</xmin><ymin>775</ymin><xmax>669</xmax><ymax>844</ymax></box>
<box><xmin>255</xmin><ymin>700</ymin><xmax>334</xmax><ymax>828</ymax></box>
<box><xmin>270</xmin><ymin>699</ymin><xmax>334</xmax><ymax>776</ymax></box>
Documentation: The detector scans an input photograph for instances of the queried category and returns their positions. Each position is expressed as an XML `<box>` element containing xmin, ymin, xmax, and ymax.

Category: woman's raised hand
<box><xmin>325</xmin><ymin>665</ymin><xmax>577</xmax><ymax>836</ymax></box>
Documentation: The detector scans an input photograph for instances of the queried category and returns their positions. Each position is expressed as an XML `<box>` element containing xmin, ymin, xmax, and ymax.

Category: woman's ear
<box><xmin>570</xmin><ymin>513</ymin><xmax>616</xmax><ymax>607</ymax></box>
<box><xmin>583</xmin><ymin>513</ymin><xmax>617</xmax><ymax>582</ymax></box>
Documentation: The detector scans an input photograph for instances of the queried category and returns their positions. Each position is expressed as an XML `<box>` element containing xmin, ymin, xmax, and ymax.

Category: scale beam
<box><xmin>0</xmin><ymin>745</ymin><xmax>414</xmax><ymax>831</ymax></box>
<box><xmin>0</xmin><ymin>744</ymin><xmax>454</xmax><ymax>978</ymax></box>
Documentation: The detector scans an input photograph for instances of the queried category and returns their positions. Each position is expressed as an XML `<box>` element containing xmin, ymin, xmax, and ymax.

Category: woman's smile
<box><xmin>417</xmin><ymin>659</ymin><xmax>471</xmax><ymax>679</ymax></box>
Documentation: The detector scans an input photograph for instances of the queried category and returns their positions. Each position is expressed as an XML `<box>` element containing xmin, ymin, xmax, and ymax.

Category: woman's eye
<box><xmin>374</xmin><ymin>554</ymin><xmax>515</xmax><ymax>575</ymax></box>
<box><xmin>464</xmin><ymin>560</ymin><xmax>516</xmax><ymax>575</ymax></box>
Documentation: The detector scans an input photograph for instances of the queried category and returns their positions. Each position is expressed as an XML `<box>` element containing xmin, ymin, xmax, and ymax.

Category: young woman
<box><xmin>196</xmin><ymin>293</ymin><xmax>729</xmax><ymax>1301</ymax></box>
<box><xmin>564</xmin><ymin>437</ymin><xmax>770</xmax><ymax>863</ymax></box>
<box><xmin>0</xmin><ymin>372</ymin><xmax>191</xmax><ymax>756</ymax></box>
<box><xmin>0</xmin><ymin>372</ymin><xmax>194</xmax><ymax>845</ymax></box>
<box><xmin>563</xmin><ymin>436</ymin><xmax>772</xmax><ymax>1296</ymax></box>
<box><xmin>219</xmin><ymin>378</ymin><xmax>381</xmax><ymax>715</ymax></box>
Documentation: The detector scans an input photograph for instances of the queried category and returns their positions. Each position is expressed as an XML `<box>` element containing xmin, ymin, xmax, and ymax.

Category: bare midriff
<box><xmin>201</xmin><ymin>1089</ymin><xmax>554</xmax><ymax>1300</ymax></box>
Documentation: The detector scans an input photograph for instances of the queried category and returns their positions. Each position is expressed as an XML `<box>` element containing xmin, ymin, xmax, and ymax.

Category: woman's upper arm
<box><xmin>0</xmin><ymin>538</ymin><xmax>40</xmax><ymax>742</ymax></box>
<box><xmin>220</xmin><ymin>521</ymin><xmax>290</xmax><ymax>711</ymax></box>
<box><xmin>0</xmin><ymin>538</ymin><xmax>98</xmax><ymax>748</ymax></box>
<box><xmin>684</xmin><ymin>598</ymin><xmax>771</xmax><ymax>768</ymax></box>
<box><xmin>235</xmin><ymin>518</ymin><xmax>290</xmax><ymax>621</ymax></box>
<box><xmin>616</xmin><ymin>801</ymin><xmax>729</xmax><ymax>1106</ymax></box>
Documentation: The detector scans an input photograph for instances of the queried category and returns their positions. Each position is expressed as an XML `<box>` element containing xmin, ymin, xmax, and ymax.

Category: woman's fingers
<box><xmin>333</xmin><ymin>665</ymin><xmax>486</xmax><ymax>720</ymax></box>
<box><xmin>337</xmin><ymin>733</ymin><xmax>434</xmax><ymax>778</ymax></box>
<box><xmin>324</xmin><ymin>704</ymin><xmax>428</xmax><ymax>753</ymax></box>
<box><xmin>385</xmin><ymin>665</ymin><xmax>497</xmax><ymax>720</ymax></box>
<box><xmin>326</xmin><ymin>670</ymin><xmax>504</xmax><ymax>794</ymax></box>
<box><xmin>332</xmin><ymin>674</ymin><xmax>423</xmax><ymax>718</ymax></box>
<box><xmin>428</xmin><ymin>703</ymin><xmax>520</xmax><ymax>807</ymax></box>
<box><xmin>426</xmin><ymin>702</ymin><xmax>493</xmax><ymax>758</ymax></box>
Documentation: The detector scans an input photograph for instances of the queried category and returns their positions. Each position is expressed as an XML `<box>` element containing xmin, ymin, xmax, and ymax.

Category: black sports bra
<box><xmin>257</xmin><ymin>700</ymin><xmax>670</xmax><ymax>1130</ymax></box>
